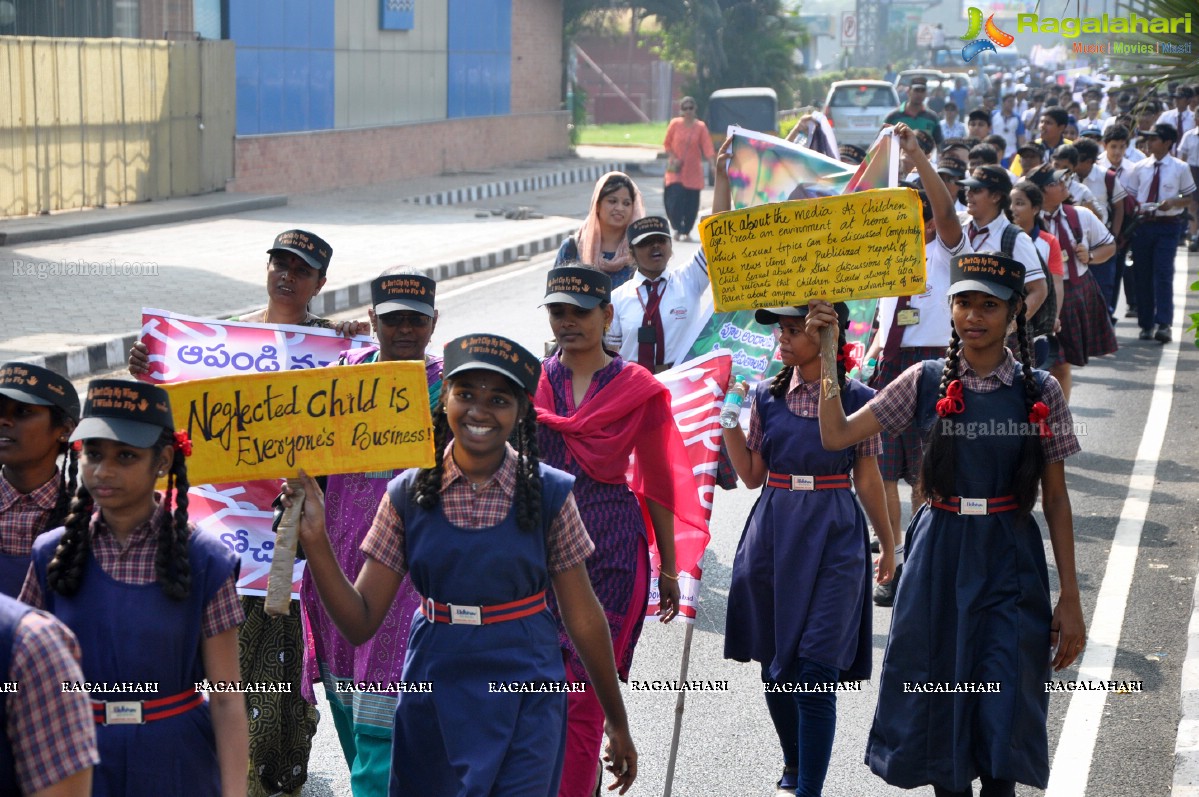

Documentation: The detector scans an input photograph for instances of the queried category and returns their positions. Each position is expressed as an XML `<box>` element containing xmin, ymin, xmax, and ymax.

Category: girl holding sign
<box><xmin>808</xmin><ymin>249</ymin><xmax>1085</xmax><ymax>797</ymax></box>
<box><xmin>0</xmin><ymin>362</ymin><xmax>80</xmax><ymax>597</ymax></box>
<box><xmin>20</xmin><ymin>379</ymin><xmax>249</xmax><ymax>797</ymax></box>
<box><xmin>288</xmin><ymin>334</ymin><xmax>637</xmax><ymax>797</ymax></box>
<box><xmin>722</xmin><ymin>303</ymin><xmax>894</xmax><ymax>797</ymax></box>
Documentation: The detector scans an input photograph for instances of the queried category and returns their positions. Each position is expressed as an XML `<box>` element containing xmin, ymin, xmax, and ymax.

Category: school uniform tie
<box><xmin>1053</xmin><ymin>211</ymin><xmax>1081</xmax><ymax>282</ymax></box>
<box><xmin>1147</xmin><ymin>161</ymin><xmax>1162</xmax><ymax>203</ymax></box>
<box><xmin>881</xmin><ymin>295</ymin><xmax>912</xmax><ymax>365</ymax></box>
<box><xmin>967</xmin><ymin>223</ymin><xmax>990</xmax><ymax>249</ymax></box>
<box><xmin>638</xmin><ymin>278</ymin><xmax>666</xmax><ymax>370</ymax></box>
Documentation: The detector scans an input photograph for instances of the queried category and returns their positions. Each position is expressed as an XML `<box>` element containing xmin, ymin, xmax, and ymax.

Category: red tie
<box><xmin>968</xmin><ymin>223</ymin><xmax>990</xmax><ymax>249</ymax></box>
<box><xmin>637</xmin><ymin>279</ymin><xmax>666</xmax><ymax>370</ymax></box>
<box><xmin>882</xmin><ymin>295</ymin><xmax>912</xmax><ymax>364</ymax></box>
<box><xmin>1147</xmin><ymin>161</ymin><xmax>1162</xmax><ymax>203</ymax></box>
<box><xmin>1055</xmin><ymin>212</ymin><xmax>1080</xmax><ymax>281</ymax></box>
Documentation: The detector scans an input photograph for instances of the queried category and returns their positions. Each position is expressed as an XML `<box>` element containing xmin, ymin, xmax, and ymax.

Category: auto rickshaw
<box><xmin>706</xmin><ymin>87</ymin><xmax>779</xmax><ymax>154</ymax></box>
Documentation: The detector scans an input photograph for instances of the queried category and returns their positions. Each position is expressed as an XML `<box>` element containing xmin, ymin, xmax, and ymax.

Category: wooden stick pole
<box><xmin>265</xmin><ymin>477</ymin><xmax>304</xmax><ymax>617</ymax></box>
<box><xmin>662</xmin><ymin>621</ymin><xmax>696</xmax><ymax>797</ymax></box>
<box><xmin>820</xmin><ymin>319</ymin><xmax>840</xmax><ymax>400</ymax></box>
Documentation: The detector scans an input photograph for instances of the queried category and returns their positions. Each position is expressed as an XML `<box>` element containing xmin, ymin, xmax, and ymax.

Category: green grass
<box><xmin>576</xmin><ymin>122</ymin><xmax>670</xmax><ymax>147</ymax></box>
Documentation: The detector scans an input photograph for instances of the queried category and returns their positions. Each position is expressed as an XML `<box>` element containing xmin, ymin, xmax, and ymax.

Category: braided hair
<box><xmin>511</xmin><ymin>399</ymin><xmax>543</xmax><ymax>533</ymax></box>
<box><xmin>768</xmin><ymin>317</ymin><xmax>849</xmax><ymax>399</ymax></box>
<box><xmin>412</xmin><ymin>397</ymin><xmax>451</xmax><ymax>511</ymax></box>
<box><xmin>44</xmin><ymin>406</ymin><xmax>78</xmax><ymax>531</ymax></box>
<box><xmin>48</xmin><ymin>429</ymin><xmax>192</xmax><ymax>599</ymax></box>
<box><xmin>919</xmin><ymin>297</ymin><xmax>1046</xmax><ymax>518</ymax></box>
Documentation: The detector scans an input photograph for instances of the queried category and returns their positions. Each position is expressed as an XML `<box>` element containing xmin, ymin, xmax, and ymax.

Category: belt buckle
<box><xmin>448</xmin><ymin>604</ymin><xmax>482</xmax><ymax>625</ymax></box>
<box><xmin>959</xmin><ymin>498</ymin><xmax>988</xmax><ymax>516</ymax></box>
<box><xmin>790</xmin><ymin>475</ymin><xmax>815</xmax><ymax>491</ymax></box>
<box><xmin>105</xmin><ymin>701</ymin><xmax>144</xmax><ymax>725</ymax></box>
<box><xmin>423</xmin><ymin>596</ymin><xmax>437</xmax><ymax>620</ymax></box>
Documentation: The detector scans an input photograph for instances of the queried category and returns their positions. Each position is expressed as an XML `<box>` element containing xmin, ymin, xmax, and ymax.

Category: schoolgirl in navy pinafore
<box><xmin>866</xmin><ymin>360</ymin><xmax>1055</xmax><ymax>790</ymax></box>
<box><xmin>724</xmin><ymin>378</ymin><xmax>877</xmax><ymax>683</ymax></box>
<box><xmin>384</xmin><ymin>464</ymin><xmax>574</xmax><ymax>796</ymax></box>
<box><xmin>30</xmin><ymin>528</ymin><xmax>238</xmax><ymax>796</ymax></box>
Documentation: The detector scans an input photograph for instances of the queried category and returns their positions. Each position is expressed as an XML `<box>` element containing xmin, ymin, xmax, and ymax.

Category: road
<box><xmin>67</xmin><ymin>178</ymin><xmax>1199</xmax><ymax>795</ymax></box>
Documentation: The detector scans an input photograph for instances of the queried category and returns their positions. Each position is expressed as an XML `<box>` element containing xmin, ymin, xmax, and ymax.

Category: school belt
<box><xmin>420</xmin><ymin>590</ymin><xmax>547</xmax><ymax>626</ymax></box>
<box><xmin>766</xmin><ymin>473</ymin><xmax>851</xmax><ymax>491</ymax></box>
<box><xmin>91</xmin><ymin>688</ymin><xmax>204</xmax><ymax>725</ymax></box>
<box><xmin>928</xmin><ymin>495</ymin><xmax>1019</xmax><ymax>515</ymax></box>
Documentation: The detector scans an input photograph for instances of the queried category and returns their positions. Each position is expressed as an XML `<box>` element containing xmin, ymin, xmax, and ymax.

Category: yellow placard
<box><xmin>701</xmin><ymin>188</ymin><xmax>927</xmax><ymax>312</ymax></box>
<box><xmin>161</xmin><ymin>361</ymin><xmax>435</xmax><ymax>485</ymax></box>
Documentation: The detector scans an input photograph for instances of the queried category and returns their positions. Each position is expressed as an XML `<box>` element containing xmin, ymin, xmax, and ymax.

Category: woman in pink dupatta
<box><xmin>553</xmin><ymin>172</ymin><xmax>646</xmax><ymax>289</ymax></box>
<box><xmin>535</xmin><ymin>264</ymin><xmax>706</xmax><ymax>797</ymax></box>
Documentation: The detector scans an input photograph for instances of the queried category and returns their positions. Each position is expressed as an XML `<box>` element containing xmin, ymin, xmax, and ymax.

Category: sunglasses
<box><xmin>681</xmin><ymin>105</ymin><xmax>696</xmax><ymax>110</ymax></box>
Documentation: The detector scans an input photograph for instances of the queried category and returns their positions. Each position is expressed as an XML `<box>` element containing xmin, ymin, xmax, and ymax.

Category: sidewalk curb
<box><xmin>0</xmin><ymin>194</ymin><xmax>289</xmax><ymax>246</ymax></box>
<box><xmin>403</xmin><ymin>161</ymin><xmax>623</xmax><ymax>206</ymax></box>
<box><xmin>20</xmin><ymin>226</ymin><xmax>578</xmax><ymax>381</ymax></box>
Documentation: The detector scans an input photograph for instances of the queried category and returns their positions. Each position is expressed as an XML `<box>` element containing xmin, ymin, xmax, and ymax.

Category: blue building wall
<box><xmin>447</xmin><ymin>0</ymin><xmax>511</xmax><ymax>118</ymax></box>
<box><xmin>232</xmin><ymin>0</ymin><xmax>512</xmax><ymax>135</ymax></box>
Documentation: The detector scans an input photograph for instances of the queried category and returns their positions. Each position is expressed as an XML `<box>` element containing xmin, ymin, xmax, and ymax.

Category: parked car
<box><xmin>822</xmin><ymin>80</ymin><xmax>900</xmax><ymax>149</ymax></box>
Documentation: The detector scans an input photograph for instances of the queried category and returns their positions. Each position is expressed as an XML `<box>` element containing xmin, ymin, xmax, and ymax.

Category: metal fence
<box><xmin>0</xmin><ymin>36</ymin><xmax>234</xmax><ymax>217</ymax></box>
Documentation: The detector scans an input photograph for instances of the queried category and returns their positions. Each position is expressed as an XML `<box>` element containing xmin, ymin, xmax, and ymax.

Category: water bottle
<box><xmin>719</xmin><ymin>377</ymin><xmax>748</xmax><ymax>429</ymax></box>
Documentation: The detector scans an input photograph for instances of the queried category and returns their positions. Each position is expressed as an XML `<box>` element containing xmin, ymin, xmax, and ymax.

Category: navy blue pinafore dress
<box><xmin>724</xmin><ymin>378</ymin><xmax>875</xmax><ymax>683</ymax></box>
<box><xmin>866</xmin><ymin>360</ymin><xmax>1053</xmax><ymax>790</ymax></box>
<box><xmin>30</xmin><ymin>527</ymin><xmax>238</xmax><ymax>796</ymax></box>
<box><xmin>386</xmin><ymin>464</ymin><xmax>575</xmax><ymax>797</ymax></box>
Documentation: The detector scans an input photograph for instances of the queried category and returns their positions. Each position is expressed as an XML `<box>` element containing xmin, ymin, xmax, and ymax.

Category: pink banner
<box><xmin>138</xmin><ymin>308</ymin><xmax>373</xmax><ymax>597</ymax></box>
<box><xmin>644</xmin><ymin>350</ymin><xmax>731</xmax><ymax>621</ymax></box>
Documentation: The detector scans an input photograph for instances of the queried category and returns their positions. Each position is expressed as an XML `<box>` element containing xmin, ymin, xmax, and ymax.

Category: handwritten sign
<box><xmin>161</xmin><ymin>362</ymin><xmax>435</xmax><ymax>485</ymax></box>
<box><xmin>701</xmin><ymin>188</ymin><xmax>926</xmax><ymax>312</ymax></box>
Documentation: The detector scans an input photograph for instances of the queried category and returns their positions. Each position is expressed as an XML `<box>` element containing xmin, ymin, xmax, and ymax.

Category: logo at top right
<box><xmin>959</xmin><ymin>7</ymin><xmax>1014</xmax><ymax>62</ymax></box>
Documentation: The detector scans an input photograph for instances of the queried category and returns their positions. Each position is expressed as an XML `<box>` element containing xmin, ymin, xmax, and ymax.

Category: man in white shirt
<box><xmin>939</xmin><ymin>102</ymin><xmax>966</xmax><ymax>140</ymax></box>
<box><xmin>1156</xmin><ymin>87</ymin><xmax>1195</xmax><ymax>152</ymax></box>
<box><xmin>1124</xmin><ymin>123</ymin><xmax>1197</xmax><ymax>342</ymax></box>
<box><xmin>1096</xmin><ymin>123</ymin><xmax>1142</xmax><ymax>317</ymax></box>
<box><xmin>606</xmin><ymin>216</ymin><xmax>710</xmax><ymax>371</ymax></box>
<box><xmin>1027</xmin><ymin>166</ymin><xmax>1117</xmax><ymax>400</ymax></box>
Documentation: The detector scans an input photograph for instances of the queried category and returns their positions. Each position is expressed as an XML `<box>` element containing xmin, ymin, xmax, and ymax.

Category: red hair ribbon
<box><xmin>174</xmin><ymin>430</ymin><xmax>193</xmax><ymax>457</ymax></box>
<box><xmin>836</xmin><ymin>344</ymin><xmax>859</xmax><ymax>373</ymax></box>
<box><xmin>935</xmin><ymin>380</ymin><xmax>965</xmax><ymax>417</ymax></box>
<box><xmin>70</xmin><ymin>440</ymin><xmax>82</xmax><ymax>452</ymax></box>
<box><xmin>1028</xmin><ymin>401</ymin><xmax>1053</xmax><ymax>438</ymax></box>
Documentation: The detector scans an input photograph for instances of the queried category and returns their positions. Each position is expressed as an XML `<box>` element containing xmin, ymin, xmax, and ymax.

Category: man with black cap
<box><xmin>1125</xmin><ymin>123</ymin><xmax>1197</xmax><ymax>343</ymax></box>
<box><xmin>1156</xmin><ymin>87</ymin><xmax>1195</xmax><ymax>149</ymax></box>
<box><xmin>299</xmin><ymin>267</ymin><xmax>443</xmax><ymax>795</ymax></box>
<box><xmin>606</xmin><ymin>216</ymin><xmax>711</xmax><ymax>373</ymax></box>
<box><xmin>886</xmin><ymin>78</ymin><xmax>943</xmax><ymax>147</ymax></box>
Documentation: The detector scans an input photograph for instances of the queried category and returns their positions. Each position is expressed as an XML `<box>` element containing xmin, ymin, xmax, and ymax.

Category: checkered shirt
<box><xmin>18</xmin><ymin>503</ymin><xmax>243</xmax><ymax>638</ymax></box>
<box><xmin>0</xmin><ymin>470</ymin><xmax>61</xmax><ymax>557</ymax></box>
<box><xmin>867</xmin><ymin>349</ymin><xmax>1081</xmax><ymax>463</ymax></box>
<box><xmin>7</xmin><ymin>610</ymin><xmax>99</xmax><ymax>792</ymax></box>
<box><xmin>746</xmin><ymin>371</ymin><xmax>882</xmax><ymax>460</ymax></box>
<box><xmin>362</xmin><ymin>444</ymin><xmax>594</xmax><ymax>578</ymax></box>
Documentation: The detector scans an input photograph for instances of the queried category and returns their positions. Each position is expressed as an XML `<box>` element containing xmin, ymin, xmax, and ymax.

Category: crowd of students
<box><xmin>0</xmin><ymin>71</ymin><xmax>1193</xmax><ymax>797</ymax></box>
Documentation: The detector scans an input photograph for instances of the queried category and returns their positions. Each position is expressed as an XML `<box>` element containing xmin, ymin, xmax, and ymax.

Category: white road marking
<box><xmin>1045</xmin><ymin>259</ymin><xmax>1190</xmax><ymax>795</ymax></box>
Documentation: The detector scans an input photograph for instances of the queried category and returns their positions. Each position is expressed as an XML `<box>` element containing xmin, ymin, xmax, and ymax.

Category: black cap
<box><xmin>839</xmin><ymin>144</ymin><xmax>867</xmax><ymax>164</ymax></box>
<box><xmin>543</xmin><ymin>266</ymin><xmax>611</xmax><ymax>310</ymax></box>
<box><xmin>443</xmin><ymin>334</ymin><xmax>541</xmax><ymax>397</ymax></box>
<box><xmin>949</xmin><ymin>251</ymin><xmax>1025</xmax><ymax>301</ymax></box>
<box><xmin>1016</xmin><ymin>142</ymin><xmax>1043</xmax><ymax>157</ymax></box>
<box><xmin>71</xmin><ymin>380</ymin><xmax>174</xmax><ymax>448</ymax></box>
<box><xmin>627</xmin><ymin>216</ymin><xmax>672</xmax><ymax>247</ymax></box>
<box><xmin>1026</xmin><ymin>166</ymin><xmax>1070</xmax><ymax>188</ymax></box>
<box><xmin>1174</xmin><ymin>87</ymin><xmax>1194</xmax><ymax>99</ymax></box>
<box><xmin>371</xmin><ymin>273</ymin><xmax>436</xmax><ymax>317</ymax></box>
<box><xmin>0</xmin><ymin>362</ymin><xmax>80</xmax><ymax>421</ymax></box>
<box><xmin>755</xmin><ymin>302</ymin><xmax>849</xmax><ymax>328</ymax></box>
<box><xmin>958</xmin><ymin>165</ymin><xmax>1012</xmax><ymax>193</ymax></box>
<box><xmin>1141</xmin><ymin>122</ymin><xmax>1179</xmax><ymax>142</ymax></box>
<box><xmin>268</xmin><ymin>229</ymin><xmax>333</xmax><ymax>275</ymax></box>
<box><xmin>936</xmin><ymin>157</ymin><xmax>966</xmax><ymax>180</ymax></box>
